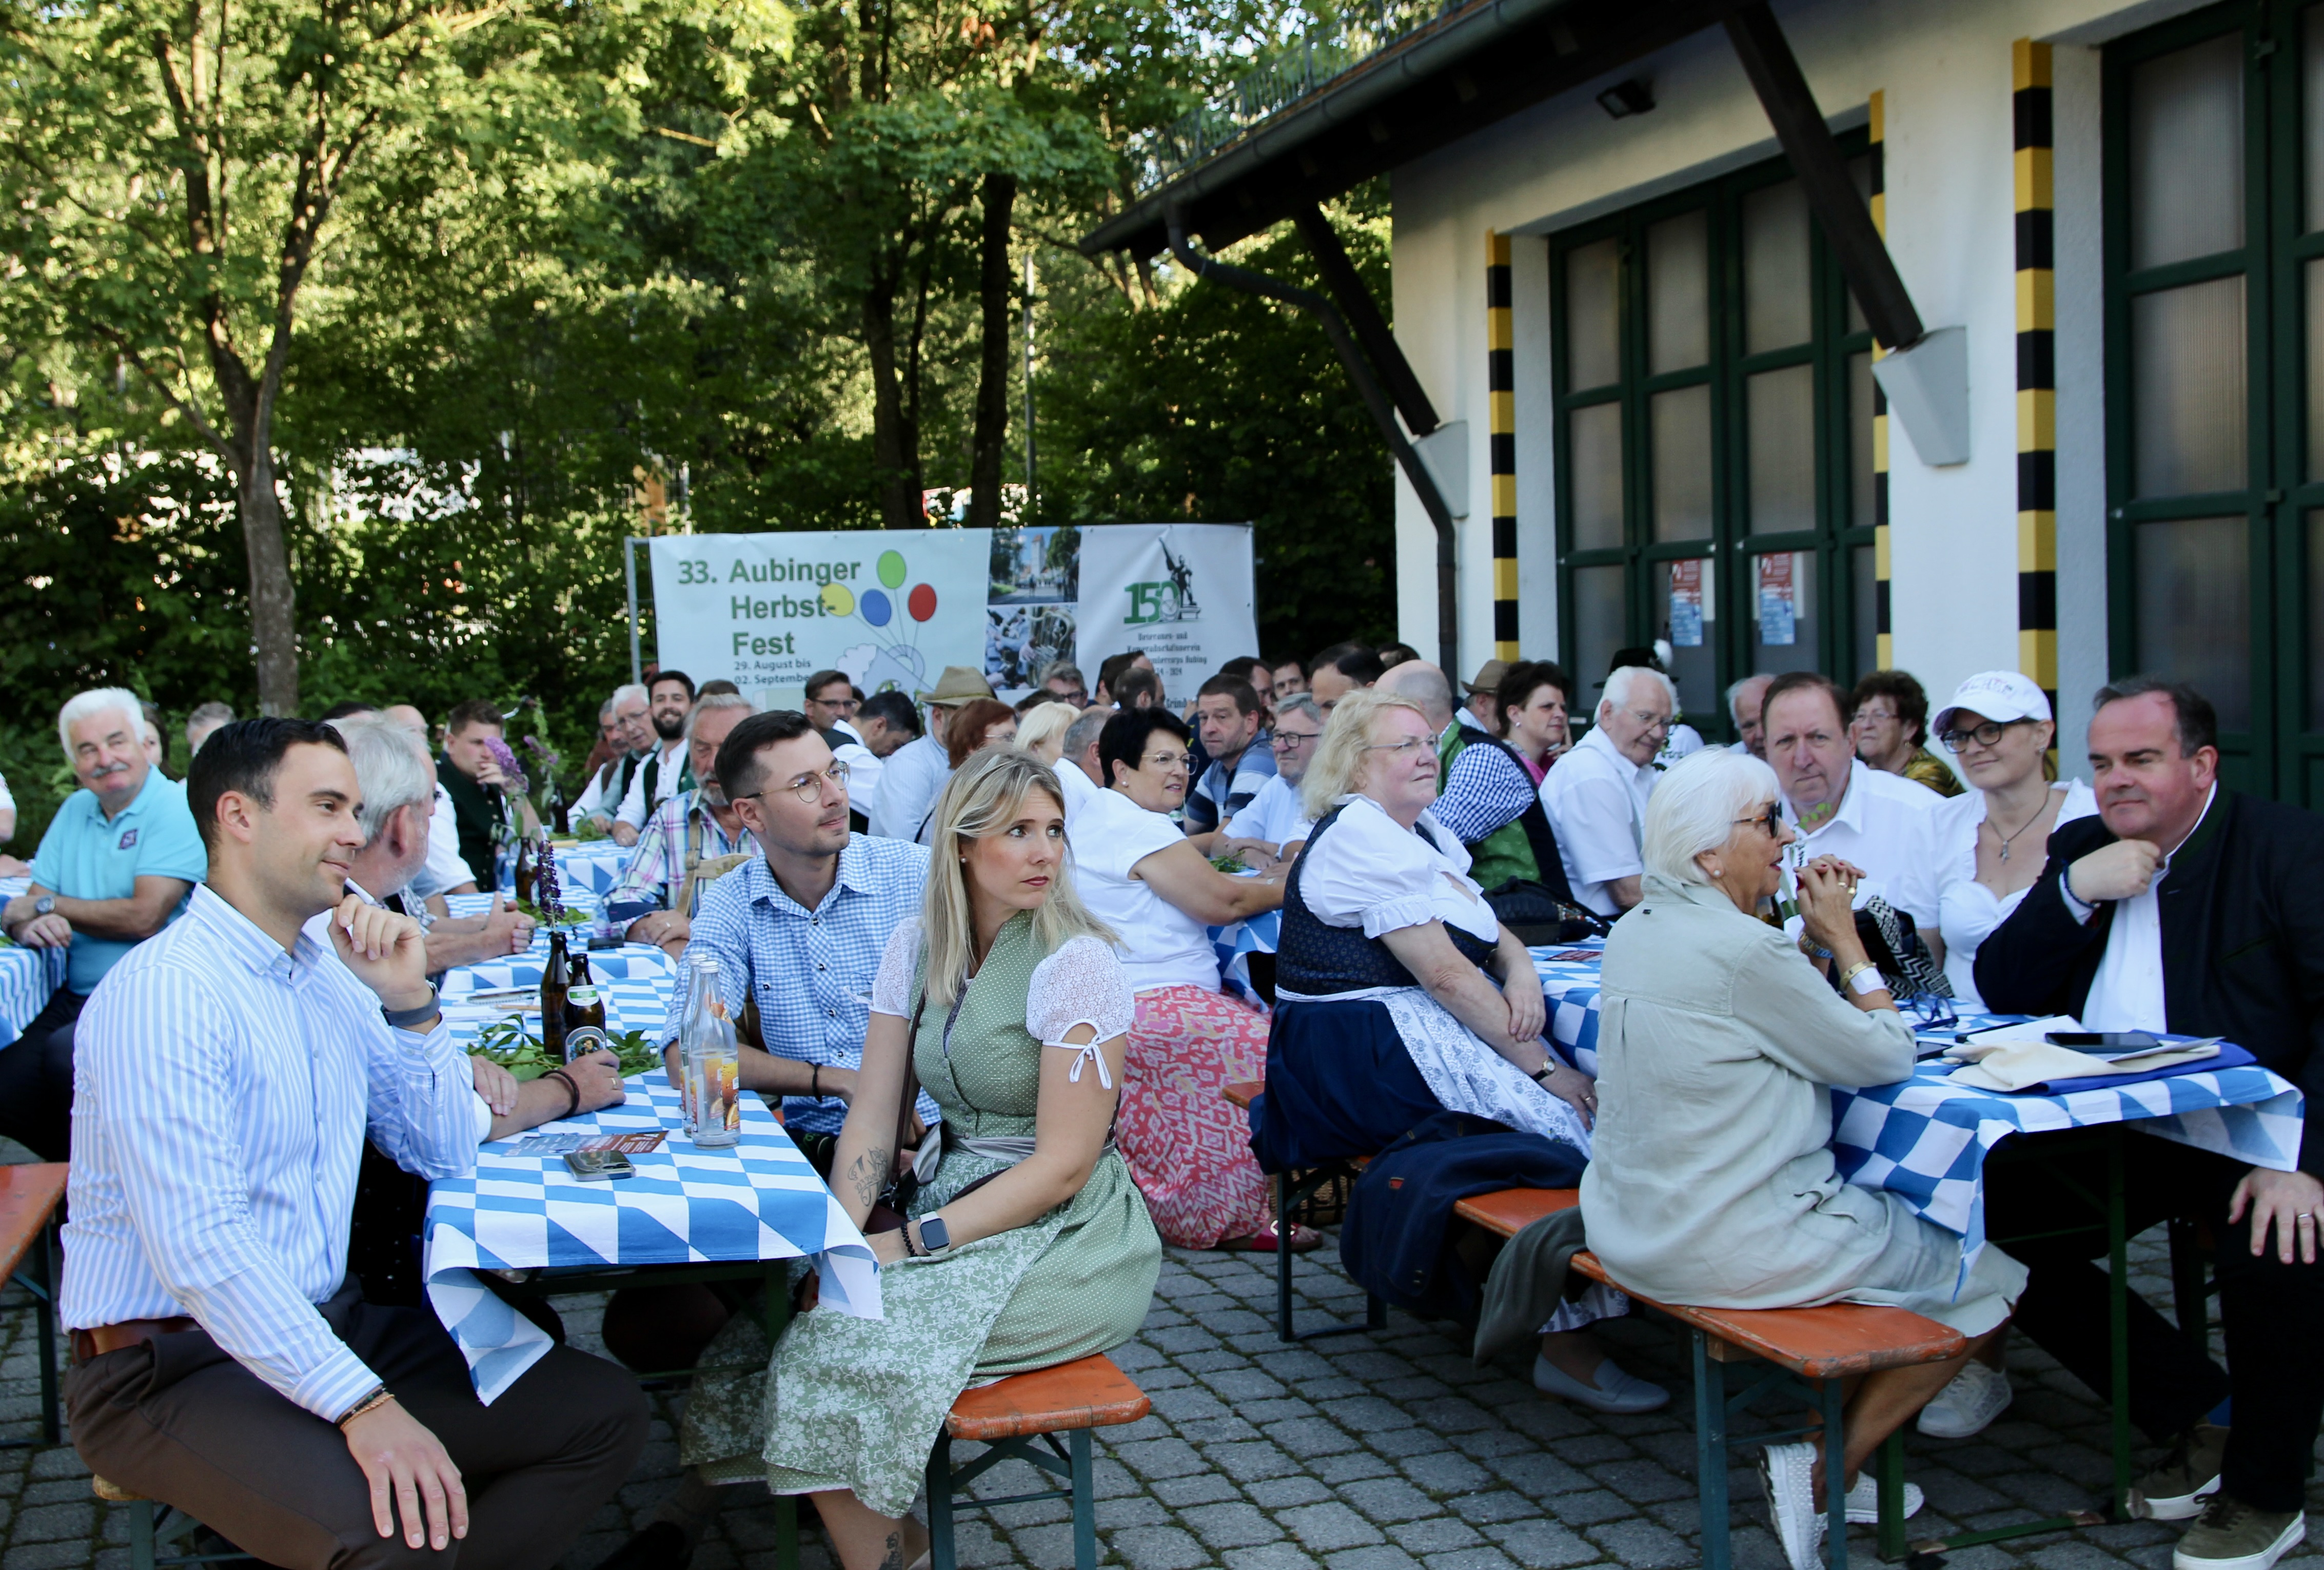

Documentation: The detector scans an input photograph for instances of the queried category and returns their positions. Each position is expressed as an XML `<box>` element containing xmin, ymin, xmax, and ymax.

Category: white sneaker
<box><xmin>1843</xmin><ymin>1471</ymin><xmax>1925</xmax><ymax>1524</ymax></box>
<box><xmin>1759</xmin><ymin>1442</ymin><xmax>1825</xmax><ymax>1570</ymax></box>
<box><xmin>1916</xmin><ymin>1360</ymin><xmax>2012</xmax><ymax>1439</ymax></box>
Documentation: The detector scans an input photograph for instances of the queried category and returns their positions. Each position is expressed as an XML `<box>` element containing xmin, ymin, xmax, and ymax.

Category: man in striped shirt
<box><xmin>61</xmin><ymin>718</ymin><xmax>646</xmax><ymax>1569</ymax></box>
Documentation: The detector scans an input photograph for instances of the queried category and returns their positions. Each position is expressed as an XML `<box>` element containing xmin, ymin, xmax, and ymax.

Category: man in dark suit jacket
<box><xmin>1977</xmin><ymin>677</ymin><xmax>2324</xmax><ymax>1570</ymax></box>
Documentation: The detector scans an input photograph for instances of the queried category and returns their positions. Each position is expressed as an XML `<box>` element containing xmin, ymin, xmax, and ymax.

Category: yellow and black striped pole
<box><xmin>2014</xmin><ymin>40</ymin><xmax>2058</xmax><ymax>713</ymax></box>
<box><xmin>1487</xmin><ymin>231</ymin><xmax>1520</xmax><ymax>662</ymax></box>
<box><xmin>1870</xmin><ymin>91</ymin><xmax>1893</xmax><ymax>672</ymax></box>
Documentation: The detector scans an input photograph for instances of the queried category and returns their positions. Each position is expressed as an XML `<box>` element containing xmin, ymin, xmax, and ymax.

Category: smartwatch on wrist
<box><xmin>918</xmin><ymin>1215</ymin><xmax>953</xmax><ymax>1255</ymax></box>
<box><xmin>382</xmin><ymin>983</ymin><xmax>441</xmax><ymax>1031</ymax></box>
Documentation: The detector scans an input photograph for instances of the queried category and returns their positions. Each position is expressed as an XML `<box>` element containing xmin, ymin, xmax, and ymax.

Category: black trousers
<box><xmin>66</xmin><ymin>1287</ymin><xmax>649</xmax><ymax>1569</ymax></box>
<box><xmin>1983</xmin><ymin>1137</ymin><xmax>2324</xmax><ymax>1512</ymax></box>
<box><xmin>0</xmin><ymin>988</ymin><xmax>82</xmax><ymax>1162</ymax></box>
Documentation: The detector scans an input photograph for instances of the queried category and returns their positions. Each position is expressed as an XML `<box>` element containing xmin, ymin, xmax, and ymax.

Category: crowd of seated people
<box><xmin>13</xmin><ymin>637</ymin><xmax>2322</xmax><ymax>1570</ymax></box>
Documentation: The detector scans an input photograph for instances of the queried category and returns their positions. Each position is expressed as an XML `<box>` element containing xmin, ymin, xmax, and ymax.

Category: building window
<box><xmin>1550</xmin><ymin>143</ymin><xmax>1875</xmax><ymax>738</ymax></box>
<box><xmin>2105</xmin><ymin>0</ymin><xmax>2324</xmax><ymax>801</ymax></box>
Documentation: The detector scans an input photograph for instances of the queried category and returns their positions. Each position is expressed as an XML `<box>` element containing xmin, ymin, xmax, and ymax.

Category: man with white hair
<box><xmin>0</xmin><ymin>688</ymin><xmax>206</xmax><ymax>1158</ymax></box>
<box><xmin>1540</xmin><ymin>665</ymin><xmax>1673</xmax><ymax>917</ymax></box>
<box><xmin>576</xmin><ymin>683</ymin><xmax>651</xmax><ymax>831</ymax></box>
<box><xmin>1726</xmin><ymin>673</ymin><xmax>1776</xmax><ymax>759</ymax></box>
<box><xmin>312</xmin><ymin>715</ymin><xmax>537</xmax><ymax>975</ymax></box>
<box><xmin>1054</xmin><ymin>706</ymin><xmax>1110</xmax><ymax>823</ymax></box>
<box><xmin>378</xmin><ymin>703</ymin><xmax>480</xmax><ymax>899</ymax></box>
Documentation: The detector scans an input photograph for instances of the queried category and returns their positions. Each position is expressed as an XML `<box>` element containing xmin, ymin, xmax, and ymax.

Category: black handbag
<box><xmin>1481</xmin><ymin>878</ymin><xmax>1609</xmax><ymax>947</ymax></box>
<box><xmin>1847</xmin><ymin>895</ymin><xmax>1954</xmax><ymax>1000</ymax></box>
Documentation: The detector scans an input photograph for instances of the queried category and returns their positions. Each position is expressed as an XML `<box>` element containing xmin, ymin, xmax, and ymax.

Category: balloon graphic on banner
<box><xmin>820</xmin><ymin>582</ymin><xmax>855</xmax><ymax>617</ymax></box>
<box><xmin>859</xmin><ymin>588</ymin><xmax>893</xmax><ymax>627</ymax></box>
<box><xmin>908</xmin><ymin>583</ymin><xmax>938</xmax><ymax>622</ymax></box>
<box><xmin>877</xmin><ymin>551</ymin><xmax>908</xmax><ymax>590</ymax></box>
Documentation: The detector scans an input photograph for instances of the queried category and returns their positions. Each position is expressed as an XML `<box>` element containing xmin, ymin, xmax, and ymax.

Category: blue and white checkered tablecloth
<box><xmin>1208</xmin><ymin>910</ymin><xmax>1281</xmax><ymax>1009</ymax></box>
<box><xmin>536</xmin><ymin>840</ymin><xmax>634</xmax><ymax>898</ymax></box>
<box><xmin>0</xmin><ymin>877</ymin><xmax>67</xmax><ymax>1050</ymax></box>
<box><xmin>424</xmin><ymin>1074</ymin><xmax>880</xmax><ymax>1402</ymax></box>
<box><xmin>439</xmin><ymin>941</ymin><xmax>678</xmax><ymax>1000</ymax></box>
<box><xmin>1531</xmin><ymin>945</ymin><xmax>2305</xmax><ymax>1263</ymax></box>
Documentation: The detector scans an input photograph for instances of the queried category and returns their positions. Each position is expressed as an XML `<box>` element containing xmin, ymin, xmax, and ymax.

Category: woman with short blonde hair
<box><xmin>1013</xmin><ymin>700</ymin><xmax>1080</xmax><ymax>766</ymax></box>
<box><xmin>688</xmin><ymin>748</ymin><xmax>1161</xmax><ymax>1570</ymax></box>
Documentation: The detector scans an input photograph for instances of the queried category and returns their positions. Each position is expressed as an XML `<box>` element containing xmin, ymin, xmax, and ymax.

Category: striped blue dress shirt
<box><xmin>667</xmin><ymin>836</ymin><xmax>938</xmax><ymax>1136</ymax></box>
<box><xmin>61</xmin><ymin>885</ymin><xmax>478</xmax><ymax>1422</ymax></box>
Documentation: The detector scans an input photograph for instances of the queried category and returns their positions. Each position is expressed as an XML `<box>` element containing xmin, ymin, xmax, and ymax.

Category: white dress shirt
<box><xmin>1225</xmin><ymin>774</ymin><xmax>1315</xmax><ymax>852</ymax></box>
<box><xmin>1070</xmin><ymin>788</ymin><xmax>1220</xmax><ymax>994</ymax></box>
<box><xmin>1779</xmin><ymin>759</ymin><xmax>1943</xmax><ymax>932</ymax></box>
<box><xmin>1540</xmin><ymin>725</ymin><xmax>1657</xmax><ymax>918</ymax></box>
<box><xmin>868</xmin><ymin>734</ymin><xmax>950</xmax><ymax>841</ymax></box>
<box><xmin>1055</xmin><ymin>756</ymin><xmax>1100</xmax><ymax>823</ymax></box>
<box><xmin>2069</xmin><ymin>786</ymin><xmax>2216</xmax><ymax>1033</ymax></box>
<box><xmin>63</xmin><ymin>886</ymin><xmax>477</xmax><ymax>1421</ymax></box>
<box><xmin>415</xmin><ymin>782</ymin><xmax>474</xmax><ymax>896</ymax></box>
<box><xmin>573</xmin><ymin>752</ymin><xmax>634</xmax><ymax>822</ymax></box>
<box><xmin>615</xmin><ymin>739</ymin><xmax>687</xmax><ymax>829</ymax></box>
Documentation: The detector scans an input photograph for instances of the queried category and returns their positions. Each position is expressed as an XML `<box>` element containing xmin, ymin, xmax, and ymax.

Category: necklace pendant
<box><xmin>1999</xmin><ymin>842</ymin><xmax>2010</xmax><ymax>863</ymax></box>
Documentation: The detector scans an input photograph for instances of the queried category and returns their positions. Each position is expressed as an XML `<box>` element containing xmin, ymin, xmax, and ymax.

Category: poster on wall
<box><xmin>646</xmin><ymin>523</ymin><xmax>1257</xmax><ymax>709</ymax></box>
<box><xmin>1073</xmin><ymin>524</ymin><xmax>1259</xmax><ymax>703</ymax></box>
<box><xmin>1668</xmin><ymin>558</ymin><xmax>1705</xmax><ymax>648</ymax></box>
<box><xmin>1756</xmin><ymin>552</ymin><xmax>1798</xmax><ymax>647</ymax></box>
<box><xmin>648</xmin><ymin>530</ymin><xmax>993</xmax><ymax>708</ymax></box>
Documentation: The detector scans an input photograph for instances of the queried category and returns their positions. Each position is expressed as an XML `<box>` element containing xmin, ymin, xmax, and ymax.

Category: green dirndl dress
<box><xmin>681</xmin><ymin>912</ymin><xmax>1161</xmax><ymax>1518</ymax></box>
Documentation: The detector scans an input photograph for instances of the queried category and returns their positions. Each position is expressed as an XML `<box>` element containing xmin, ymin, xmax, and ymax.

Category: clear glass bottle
<box><xmin>690</xmin><ymin>998</ymin><xmax>741</xmax><ymax>1149</ymax></box>
<box><xmin>677</xmin><ymin>957</ymin><xmax>718</xmax><ymax>1135</ymax></box>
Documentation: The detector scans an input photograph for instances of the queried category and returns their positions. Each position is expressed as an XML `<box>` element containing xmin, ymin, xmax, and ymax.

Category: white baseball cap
<box><xmin>1933</xmin><ymin>671</ymin><xmax>2053</xmax><ymax>738</ymax></box>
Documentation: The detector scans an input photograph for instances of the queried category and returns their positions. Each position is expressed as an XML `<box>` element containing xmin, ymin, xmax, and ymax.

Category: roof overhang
<box><xmin>1082</xmin><ymin>0</ymin><xmax>1742</xmax><ymax>261</ymax></box>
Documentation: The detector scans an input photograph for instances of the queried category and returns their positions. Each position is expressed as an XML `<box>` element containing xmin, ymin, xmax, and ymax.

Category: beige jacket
<box><xmin>1579</xmin><ymin>874</ymin><xmax>1918</xmax><ymax>1309</ymax></box>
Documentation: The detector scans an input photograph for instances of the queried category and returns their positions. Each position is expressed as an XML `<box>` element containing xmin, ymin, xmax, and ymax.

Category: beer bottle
<box><xmin>565</xmin><ymin>981</ymin><xmax>607</xmax><ymax>1039</ymax></box>
<box><xmin>541</xmin><ymin>930</ymin><xmax>571</xmax><ymax>1059</ymax></box>
<box><xmin>514</xmin><ymin>837</ymin><xmax>536</xmax><ymax>905</ymax></box>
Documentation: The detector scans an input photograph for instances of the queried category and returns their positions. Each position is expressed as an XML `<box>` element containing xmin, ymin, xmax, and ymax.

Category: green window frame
<box><xmin>1548</xmin><ymin>140</ymin><xmax>1878</xmax><ymax>741</ymax></box>
<box><xmin>2103</xmin><ymin>0</ymin><xmax>2324</xmax><ymax>804</ymax></box>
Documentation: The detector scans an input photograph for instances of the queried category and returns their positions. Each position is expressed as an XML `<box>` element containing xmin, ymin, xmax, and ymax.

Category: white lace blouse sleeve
<box><xmin>1298</xmin><ymin>798</ymin><xmax>1451</xmax><ymax>938</ymax></box>
<box><xmin>869</xmin><ymin>918</ymin><xmax>925</xmax><ymax>1018</ymax></box>
<box><xmin>1026</xmin><ymin>936</ymin><xmax>1135</xmax><ymax>1089</ymax></box>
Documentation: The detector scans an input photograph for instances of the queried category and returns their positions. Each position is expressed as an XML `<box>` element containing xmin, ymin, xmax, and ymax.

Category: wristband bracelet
<box><xmin>811</xmin><ymin>1065</ymin><xmax>822</xmax><ymax>1100</ymax></box>
<box><xmin>901</xmin><ymin>1222</ymin><xmax>924</xmax><ymax>1259</ymax></box>
<box><xmin>1840</xmin><ymin>960</ymin><xmax>1885</xmax><ymax>996</ymax></box>
<box><xmin>336</xmin><ymin>1386</ymin><xmax>395</xmax><ymax>1428</ymax></box>
<box><xmin>546</xmin><ymin>1068</ymin><xmax>581</xmax><ymax>1118</ymax></box>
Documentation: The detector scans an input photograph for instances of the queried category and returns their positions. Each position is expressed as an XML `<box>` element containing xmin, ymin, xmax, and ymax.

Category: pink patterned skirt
<box><xmin>1115</xmin><ymin>984</ymin><xmax>1276</xmax><ymax>1248</ymax></box>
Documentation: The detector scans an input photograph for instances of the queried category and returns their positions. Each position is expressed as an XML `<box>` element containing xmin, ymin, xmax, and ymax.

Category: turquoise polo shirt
<box><xmin>29</xmin><ymin>769</ymin><xmax>206</xmax><ymax>994</ymax></box>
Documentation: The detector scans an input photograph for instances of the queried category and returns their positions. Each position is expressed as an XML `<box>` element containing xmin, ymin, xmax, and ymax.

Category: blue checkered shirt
<box><xmin>665</xmin><ymin>835</ymin><xmax>939</xmax><ymax>1135</ymax></box>
<box><xmin>1432</xmin><ymin>738</ymin><xmax>1539</xmax><ymax>846</ymax></box>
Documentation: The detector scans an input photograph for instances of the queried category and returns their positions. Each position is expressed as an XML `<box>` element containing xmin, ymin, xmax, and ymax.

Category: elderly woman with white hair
<box><xmin>1581</xmin><ymin>748</ymin><xmax>2025</xmax><ymax>1570</ymax></box>
<box><xmin>1249</xmin><ymin>688</ymin><xmax>1663</xmax><ymax>1413</ymax></box>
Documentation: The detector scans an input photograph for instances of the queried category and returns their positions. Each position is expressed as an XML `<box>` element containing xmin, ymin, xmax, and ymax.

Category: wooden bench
<box><xmin>1454</xmin><ymin>1186</ymin><xmax>1964</xmax><ymax>1570</ymax></box>
<box><xmin>926</xmin><ymin>1353</ymin><xmax>1151</xmax><ymax>1570</ymax></box>
<box><xmin>0</xmin><ymin>1163</ymin><xmax>67</xmax><ymax>1450</ymax></box>
<box><xmin>1222</xmin><ymin>1082</ymin><xmax>1384</xmax><ymax>1342</ymax></box>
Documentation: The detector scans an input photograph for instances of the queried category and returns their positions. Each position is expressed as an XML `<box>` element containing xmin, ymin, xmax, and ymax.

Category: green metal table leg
<box><xmin>2108</xmin><ymin>1129</ymin><xmax>2132</xmax><ymax>1521</ymax></box>
<box><xmin>766</xmin><ymin>1265</ymin><xmax>799</xmax><ymax>1570</ymax></box>
<box><xmin>1822</xmin><ymin>1377</ymin><xmax>1849</xmax><ymax>1569</ymax></box>
<box><xmin>34</xmin><ymin>1225</ymin><xmax>57</xmax><ymax>1444</ymax></box>
<box><xmin>928</xmin><ymin>1434</ymin><xmax>958</xmax><ymax>1570</ymax></box>
<box><xmin>1070</xmin><ymin>1428</ymin><xmax>1097</xmax><ymax>1570</ymax></box>
<box><xmin>1876</xmin><ymin>1431</ymin><xmax>1906</xmax><ymax>1562</ymax></box>
<box><xmin>1693</xmin><ymin>1332</ymin><xmax>1732</xmax><ymax>1570</ymax></box>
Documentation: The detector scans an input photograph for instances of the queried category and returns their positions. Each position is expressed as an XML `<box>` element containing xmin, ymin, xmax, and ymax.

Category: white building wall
<box><xmin>1386</xmin><ymin>0</ymin><xmax>2201</xmax><ymax>754</ymax></box>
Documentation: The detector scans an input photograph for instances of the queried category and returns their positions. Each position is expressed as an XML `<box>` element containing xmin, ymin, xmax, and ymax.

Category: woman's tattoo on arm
<box><xmin>846</xmin><ymin>1147</ymin><xmax>890</xmax><ymax>1211</ymax></box>
<box><xmin>878</xmin><ymin>1531</ymin><xmax>905</xmax><ymax>1570</ymax></box>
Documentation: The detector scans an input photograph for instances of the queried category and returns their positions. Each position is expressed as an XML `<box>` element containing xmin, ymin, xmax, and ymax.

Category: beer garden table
<box><xmin>0</xmin><ymin>878</ymin><xmax>64</xmax><ymax>1050</ymax></box>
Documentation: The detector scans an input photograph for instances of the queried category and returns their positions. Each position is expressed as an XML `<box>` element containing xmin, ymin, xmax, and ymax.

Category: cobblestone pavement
<box><xmin>2</xmin><ymin>1226</ymin><xmax>2317</xmax><ymax>1570</ymax></box>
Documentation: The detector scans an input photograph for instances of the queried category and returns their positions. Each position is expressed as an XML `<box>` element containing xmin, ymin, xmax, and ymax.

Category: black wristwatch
<box><xmin>1529</xmin><ymin>1065</ymin><xmax>1557</xmax><ymax>1085</ymax></box>
<box><xmin>381</xmin><ymin>983</ymin><xmax>441</xmax><ymax>1031</ymax></box>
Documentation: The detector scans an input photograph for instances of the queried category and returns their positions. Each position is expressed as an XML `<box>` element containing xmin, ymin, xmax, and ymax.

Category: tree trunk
<box><xmin>966</xmin><ymin>172</ymin><xmax>1017</xmax><ymax>532</ymax></box>
<box><xmin>237</xmin><ymin>437</ymin><xmax>300</xmax><ymax>714</ymax></box>
<box><xmin>863</xmin><ymin>260</ymin><xmax>924</xmax><ymax>528</ymax></box>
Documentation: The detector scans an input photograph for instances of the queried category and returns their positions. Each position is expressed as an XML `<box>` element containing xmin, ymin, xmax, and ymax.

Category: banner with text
<box><xmin>648</xmin><ymin>531</ymin><xmax>993</xmax><ymax>708</ymax></box>
<box><xmin>1072</xmin><ymin>524</ymin><xmax>1258</xmax><ymax>703</ymax></box>
<box><xmin>648</xmin><ymin>524</ymin><xmax>1256</xmax><ymax>709</ymax></box>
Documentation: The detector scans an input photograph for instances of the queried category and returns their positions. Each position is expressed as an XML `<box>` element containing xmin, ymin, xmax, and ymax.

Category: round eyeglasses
<box><xmin>1938</xmin><ymin>719</ymin><xmax>2030</xmax><ymax>753</ymax></box>
<box><xmin>745</xmin><ymin>760</ymin><xmax>853</xmax><ymax>804</ymax></box>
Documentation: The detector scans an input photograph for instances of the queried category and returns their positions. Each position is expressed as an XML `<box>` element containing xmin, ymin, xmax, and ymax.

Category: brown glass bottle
<box><xmin>540</xmin><ymin>930</ymin><xmax>570</xmax><ymax>1059</ymax></box>
<box><xmin>514</xmin><ymin>837</ymin><xmax>536</xmax><ymax>904</ymax></box>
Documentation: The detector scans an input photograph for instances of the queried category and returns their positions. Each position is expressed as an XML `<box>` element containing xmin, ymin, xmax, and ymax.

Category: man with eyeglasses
<box><xmin>1540</xmin><ymin>665</ymin><xmax>1673</xmax><ymax>917</ymax></box>
<box><xmin>802</xmin><ymin>669</ymin><xmax>863</xmax><ymax>744</ymax></box>
<box><xmin>1761</xmin><ymin>671</ymin><xmax>1941</xmax><ymax>951</ymax></box>
<box><xmin>667</xmin><ymin>710</ymin><xmax>935</xmax><ymax>1136</ymax></box>
<box><xmin>1217</xmin><ymin>695</ymin><xmax>1323</xmax><ymax>867</ymax></box>
<box><xmin>605</xmin><ymin>694</ymin><xmax>763</xmax><ymax>954</ymax></box>
<box><xmin>574</xmin><ymin>683</ymin><xmax>652</xmax><ymax>834</ymax></box>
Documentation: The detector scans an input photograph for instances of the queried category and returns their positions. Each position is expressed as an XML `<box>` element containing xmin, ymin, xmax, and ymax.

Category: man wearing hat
<box><xmin>1458</xmin><ymin>660</ymin><xmax>1508</xmax><ymax>737</ymax></box>
<box><xmin>865</xmin><ymin>665</ymin><xmax>993</xmax><ymax>841</ymax></box>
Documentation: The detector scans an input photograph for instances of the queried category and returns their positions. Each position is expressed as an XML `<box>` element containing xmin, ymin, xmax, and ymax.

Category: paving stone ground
<box><xmin>4</xmin><ymin>1222</ymin><xmax>2320</xmax><ymax>1570</ymax></box>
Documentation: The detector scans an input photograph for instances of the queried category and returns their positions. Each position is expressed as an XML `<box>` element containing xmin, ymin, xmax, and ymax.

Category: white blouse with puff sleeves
<box><xmin>1296</xmin><ymin>794</ymin><xmax>1502</xmax><ymax>946</ymax></box>
<box><xmin>871</xmin><ymin>918</ymin><xmax>1135</xmax><ymax>1088</ymax></box>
